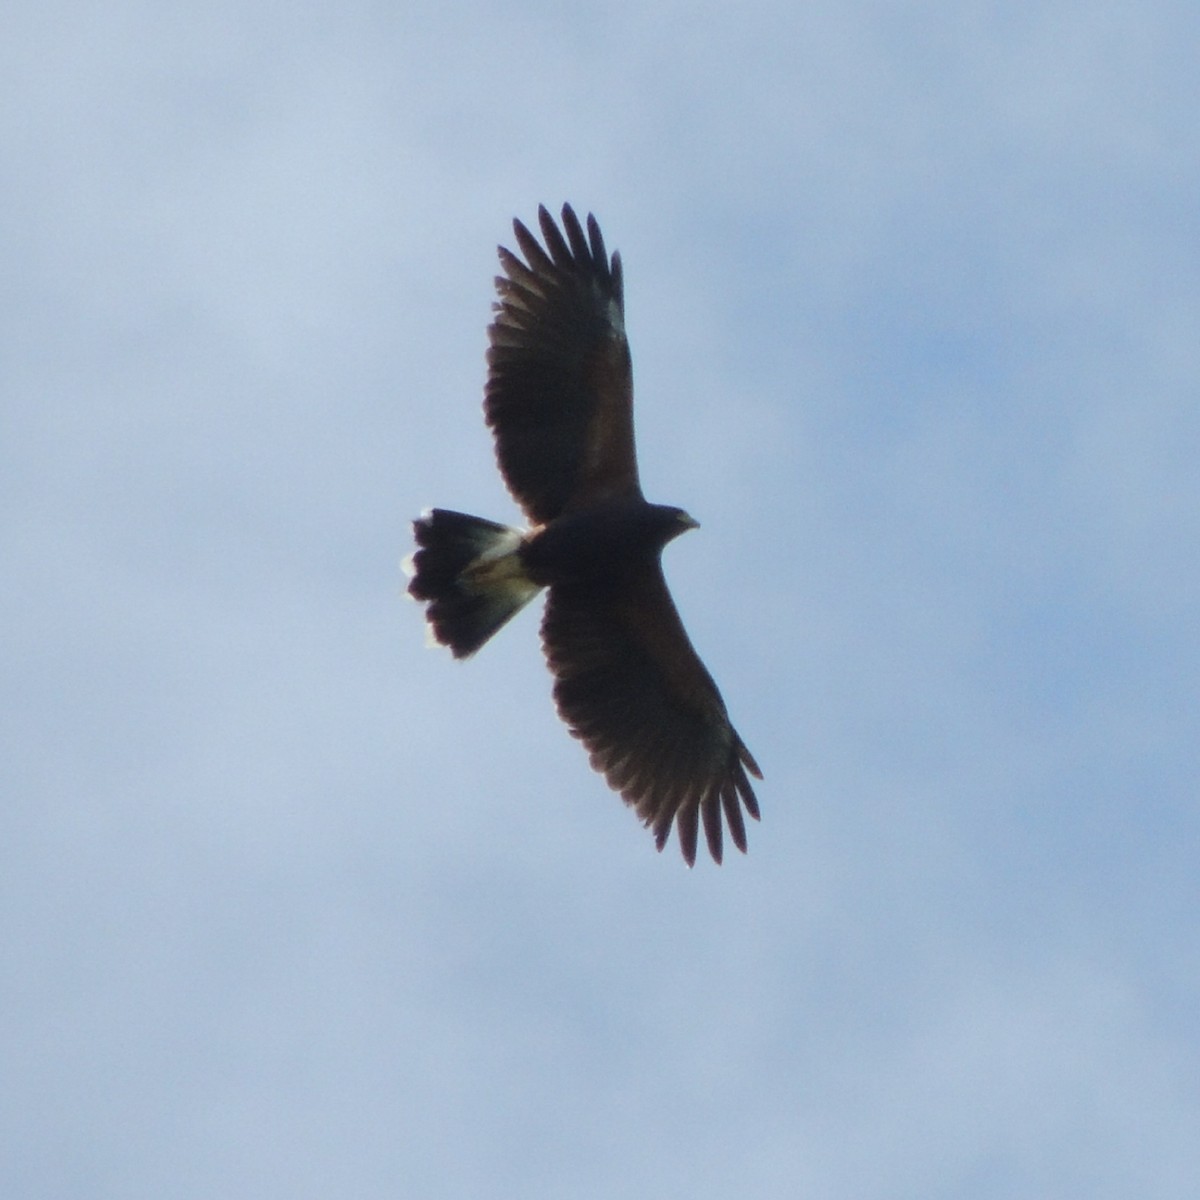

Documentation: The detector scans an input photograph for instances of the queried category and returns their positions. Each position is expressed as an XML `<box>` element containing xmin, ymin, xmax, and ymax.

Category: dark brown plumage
<box><xmin>407</xmin><ymin>204</ymin><xmax>761</xmax><ymax>865</ymax></box>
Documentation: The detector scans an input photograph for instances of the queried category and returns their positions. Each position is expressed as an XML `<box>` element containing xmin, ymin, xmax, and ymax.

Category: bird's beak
<box><xmin>679</xmin><ymin>511</ymin><xmax>700</xmax><ymax>531</ymax></box>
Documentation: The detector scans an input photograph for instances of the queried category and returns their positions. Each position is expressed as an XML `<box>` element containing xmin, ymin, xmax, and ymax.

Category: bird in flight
<box><xmin>406</xmin><ymin>204</ymin><xmax>761</xmax><ymax>864</ymax></box>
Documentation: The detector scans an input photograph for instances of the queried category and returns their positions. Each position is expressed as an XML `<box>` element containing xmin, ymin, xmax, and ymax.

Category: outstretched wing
<box><xmin>541</xmin><ymin>567</ymin><xmax>762</xmax><ymax>865</ymax></box>
<box><xmin>485</xmin><ymin>204</ymin><xmax>640</xmax><ymax>525</ymax></box>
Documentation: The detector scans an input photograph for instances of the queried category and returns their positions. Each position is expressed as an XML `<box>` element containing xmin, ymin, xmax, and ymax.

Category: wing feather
<box><xmin>541</xmin><ymin>565</ymin><xmax>761</xmax><ymax>865</ymax></box>
<box><xmin>486</xmin><ymin>204</ymin><xmax>640</xmax><ymax>524</ymax></box>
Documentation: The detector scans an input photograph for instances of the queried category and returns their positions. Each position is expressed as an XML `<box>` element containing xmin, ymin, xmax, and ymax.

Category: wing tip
<box><xmin>502</xmin><ymin>203</ymin><xmax>618</xmax><ymax>282</ymax></box>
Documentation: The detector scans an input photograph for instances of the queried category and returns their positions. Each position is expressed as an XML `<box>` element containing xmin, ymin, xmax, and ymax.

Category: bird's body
<box><xmin>521</xmin><ymin>499</ymin><xmax>695</xmax><ymax>588</ymax></box>
<box><xmin>407</xmin><ymin>204</ymin><xmax>761</xmax><ymax>864</ymax></box>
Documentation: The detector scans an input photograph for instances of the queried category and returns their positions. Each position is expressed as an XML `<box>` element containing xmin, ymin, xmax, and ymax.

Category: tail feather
<box><xmin>406</xmin><ymin>509</ymin><xmax>540</xmax><ymax>658</ymax></box>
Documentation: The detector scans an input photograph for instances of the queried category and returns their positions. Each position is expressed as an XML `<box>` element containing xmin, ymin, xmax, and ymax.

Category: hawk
<box><xmin>407</xmin><ymin>205</ymin><xmax>761</xmax><ymax>864</ymax></box>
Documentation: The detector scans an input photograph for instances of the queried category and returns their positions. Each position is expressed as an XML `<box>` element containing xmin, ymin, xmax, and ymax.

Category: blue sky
<box><xmin>3</xmin><ymin>2</ymin><xmax>1198</xmax><ymax>1196</ymax></box>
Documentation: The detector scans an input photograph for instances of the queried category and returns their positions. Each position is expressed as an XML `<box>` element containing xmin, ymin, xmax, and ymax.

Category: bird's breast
<box><xmin>520</xmin><ymin>502</ymin><xmax>662</xmax><ymax>588</ymax></box>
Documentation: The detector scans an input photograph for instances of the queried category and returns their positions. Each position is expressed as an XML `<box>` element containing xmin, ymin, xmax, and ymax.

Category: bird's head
<box><xmin>653</xmin><ymin>504</ymin><xmax>699</xmax><ymax>546</ymax></box>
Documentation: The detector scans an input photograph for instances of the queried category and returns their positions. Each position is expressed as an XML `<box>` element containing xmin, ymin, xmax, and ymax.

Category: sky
<box><xmin>3</xmin><ymin>2</ymin><xmax>1198</xmax><ymax>1196</ymax></box>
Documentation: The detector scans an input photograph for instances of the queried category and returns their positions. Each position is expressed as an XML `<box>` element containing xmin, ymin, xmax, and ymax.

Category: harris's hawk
<box><xmin>407</xmin><ymin>204</ymin><xmax>761</xmax><ymax>865</ymax></box>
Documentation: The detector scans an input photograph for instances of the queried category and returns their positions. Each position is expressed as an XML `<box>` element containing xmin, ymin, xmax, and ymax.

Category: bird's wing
<box><xmin>541</xmin><ymin>566</ymin><xmax>761</xmax><ymax>865</ymax></box>
<box><xmin>485</xmin><ymin>204</ymin><xmax>641</xmax><ymax>525</ymax></box>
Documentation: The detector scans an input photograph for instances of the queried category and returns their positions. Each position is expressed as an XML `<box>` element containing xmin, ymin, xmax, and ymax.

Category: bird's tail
<box><xmin>405</xmin><ymin>509</ymin><xmax>540</xmax><ymax>658</ymax></box>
